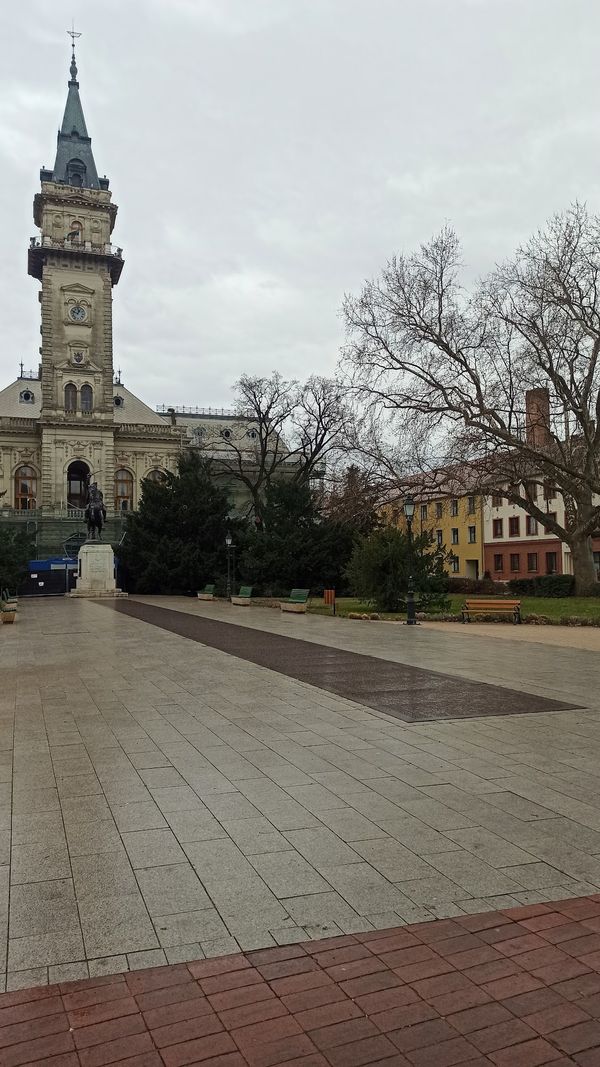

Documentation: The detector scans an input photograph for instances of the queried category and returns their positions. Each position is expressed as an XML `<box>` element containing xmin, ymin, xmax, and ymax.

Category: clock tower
<box><xmin>27</xmin><ymin>43</ymin><xmax>124</xmax><ymax>508</ymax></box>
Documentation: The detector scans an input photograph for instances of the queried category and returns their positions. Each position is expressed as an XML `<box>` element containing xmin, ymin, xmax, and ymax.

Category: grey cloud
<box><xmin>1</xmin><ymin>0</ymin><xmax>599</xmax><ymax>404</ymax></box>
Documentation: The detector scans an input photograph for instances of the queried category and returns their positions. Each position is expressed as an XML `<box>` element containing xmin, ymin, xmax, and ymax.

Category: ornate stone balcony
<box><xmin>28</xmin><ymin>235</ymin><xmax>124</xmax><ymax>283</ymax></box>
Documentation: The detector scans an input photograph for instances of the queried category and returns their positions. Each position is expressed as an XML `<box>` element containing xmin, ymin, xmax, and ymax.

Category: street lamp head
<box><xmin>404</xmin><ymin>494</ymin><xmax>416</xmax><ymax>521</ymax></box>
<box><xmin>225</xmin><ymin>532</ymin><xmax>232</xmax><ymax>547</ymax></box>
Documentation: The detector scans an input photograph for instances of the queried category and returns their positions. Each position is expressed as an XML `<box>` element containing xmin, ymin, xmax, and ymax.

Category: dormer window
<box><xmin>114</xmin><ymin>395</ymin><xmax>124</xmax><ymax>408</ymax></box>
<box><xmin>221</xmin><ymin>428</ymin><xmax>232</xmax><ymax>440</ymax></box>
<box><xmin>19</xmin><ymin>389</ymin><xmax>34</xmax><ymax>404</ymax></box>
<box><xmin>247</xmin><ymin>429</ymin><xmax>258</xmax><ymax>440</ymax></box>
<box><xmin>66</xmin><ymin>158</ymin><xmax>86</xmax><ymax>187</ymax></box>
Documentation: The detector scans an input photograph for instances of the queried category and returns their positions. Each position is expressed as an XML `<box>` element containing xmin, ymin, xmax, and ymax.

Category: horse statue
<box><xmin>85</xmin><ymin>481</ymin><xmax>107</xmax><ymax>541</ymax></box>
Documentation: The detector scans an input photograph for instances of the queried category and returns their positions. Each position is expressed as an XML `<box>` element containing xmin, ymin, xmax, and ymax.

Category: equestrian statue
<box><xmin>85</xmin><ymin>479</ymin><xmax>107</xmax><ymax>541</ymax></box>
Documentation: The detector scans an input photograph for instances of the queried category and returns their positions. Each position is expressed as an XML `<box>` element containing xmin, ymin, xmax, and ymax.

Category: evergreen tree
<box><xmin>120</xmin><ymin>452</ymin><xmax>238</xmax><ymax>594</ymax></box>
<box><xmin>347</xmin><ymin>526</ymin><xmax>449</xmax><ymax>611</ymax></box>
<box><xmin>0</xmin><ymin>526</ymin><xmax>34</xmax><ymax>596</ymax></box>
<box><xmin>240</xmin><ymin>482</ymin><xmax>358</xmax><ymax>594</ymax></box>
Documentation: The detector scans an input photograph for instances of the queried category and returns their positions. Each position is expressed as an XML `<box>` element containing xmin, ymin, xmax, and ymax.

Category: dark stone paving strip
<box><xmin>105</xmin><ymin>600</ymin><xmax>579</xmax><ymax>722</ymax></box>
<box><xmin>4</xmin><ymin>895</ymin><xmax>600</xmax><ymax>1065</ymax></box>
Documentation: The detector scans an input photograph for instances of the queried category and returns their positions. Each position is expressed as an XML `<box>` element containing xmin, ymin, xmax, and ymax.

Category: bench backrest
<box><xmin>237</xmin><ymin>586</ymin><xmax>253</xmax><ymax>598</ymax></box>
<box><xmin>464</xmin><ymin>599</ymin><xmax>520</xmax><ymax>608</ymax></box>
<box><xmin>203</xmin><ymin>584</ymin><xmax>215</xmax><ymax>594</ymax></box>
<box><xmin>289</xmin><ymin>588</ymin><xmax>310</xmax><ymax>603</ymax></box>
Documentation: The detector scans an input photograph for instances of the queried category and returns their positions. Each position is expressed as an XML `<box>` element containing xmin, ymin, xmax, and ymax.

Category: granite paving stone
<box><xmin>153</xmin><ymin>909</ymin><xmax>229</xmax><ymax>947</ymax></box>
<box><xmin>222</xmin><ymin>816</ymin><xmax>290</xmax><ymax>855</ymax></box>
<box><xmin>9</xmin><ymin>879</ymin><xmax>79</xmax><ymax>938</ymax></box>
<box><xmin>10</xmin><ymin>842</ymin><xmax>71</xmax><ymax>885</ymax></box>
<box><xmin>135</xmin><ymin>863</ymin><xmax>211</xmax><ymax>915</ymax></box>
<box><xmin>122</xmin><ymin>828</ymin><xmax>188</xmax><ymax>868</ymax></box>
<box><xmin>249</xmin><ymin>851</ymin><xmax>333</xmax><ymax>898</ymax></box>
<box><xmin>78</xmin><ymin>895</ymin><xmax>160</xmax><ymax>958</ymax></box>
<box><xmin>3</xmin><ymin>594</ymin><xmax>600</xmax><ymax>995</ymax></box>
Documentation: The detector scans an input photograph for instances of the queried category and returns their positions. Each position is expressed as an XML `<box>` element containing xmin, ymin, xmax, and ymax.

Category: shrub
<box><xmin>508</xmin><ymin>574</ymin><xmax>575</xmax><ymax>597</ymax></box>
<box><xmin>443</xmin><ymin>576</ymin><xmax>500</xmax><ymax>595</ymax></box>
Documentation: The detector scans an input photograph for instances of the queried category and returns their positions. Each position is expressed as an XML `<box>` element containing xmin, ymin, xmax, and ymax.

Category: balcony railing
<box><xmin>29</xmin><ymin>236</ymin><xmax>123</xmax><ymax>258</ymax></box>
<box><xmin>156</xmin><ymin>405</ymin><xmax>240</xmax><ymax>417</ymax></box>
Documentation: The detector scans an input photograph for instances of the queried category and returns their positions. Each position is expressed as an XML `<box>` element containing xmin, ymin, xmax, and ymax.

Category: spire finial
<box><xmin>67</xmin><ymin>21</ymin><xmax>81</xmax><ymax>83</ymax></box>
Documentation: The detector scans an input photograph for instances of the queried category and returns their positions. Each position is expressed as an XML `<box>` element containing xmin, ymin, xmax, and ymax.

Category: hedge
<box><xmin>507</xmin><ymin>574</ymin><xmax>575</xmax><ymax>597</ymax></box>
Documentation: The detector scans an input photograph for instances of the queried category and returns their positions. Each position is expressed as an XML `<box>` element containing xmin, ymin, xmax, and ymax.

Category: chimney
<box><xmin>525</xmin><ymin>388</ymin><xmax>550</xmax><ymax>448</ymax></box>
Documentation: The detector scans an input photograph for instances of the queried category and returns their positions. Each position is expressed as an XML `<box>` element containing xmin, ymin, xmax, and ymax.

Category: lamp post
<box><xmin>404</xmin><ymin>494</ymin><xmax>417</xmax><ymax>626</ymax></box>
<box><xmin>225</xmin><ymin>532</ymin><xmax>232</xmax><ymax>600</ymax></box>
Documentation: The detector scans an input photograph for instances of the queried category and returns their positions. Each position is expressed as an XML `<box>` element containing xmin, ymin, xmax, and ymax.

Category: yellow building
<box><xmin>388</xmin><ymin>491</ymin><xmax>485</xmax><ymax>580</ymax></box>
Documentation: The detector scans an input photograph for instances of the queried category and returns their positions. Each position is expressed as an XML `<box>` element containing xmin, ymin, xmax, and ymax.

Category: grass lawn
<box><xmin>309</xmin><ymin>594</ymin><xmax>600</xmax><ymax>622</ymax></box>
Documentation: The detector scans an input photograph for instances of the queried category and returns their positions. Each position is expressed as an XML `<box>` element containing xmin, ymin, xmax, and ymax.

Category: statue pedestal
<box><xmin>70</xmin><ymin>542</ymin><xmax>127</xmax><ymax>598</ymax></box>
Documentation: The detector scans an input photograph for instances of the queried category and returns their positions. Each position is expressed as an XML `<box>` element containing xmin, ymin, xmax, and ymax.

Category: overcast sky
<box><xmin>0</xmin><ymin>0</ymin><xmax>598</xmax><ymax>409</ymax></box>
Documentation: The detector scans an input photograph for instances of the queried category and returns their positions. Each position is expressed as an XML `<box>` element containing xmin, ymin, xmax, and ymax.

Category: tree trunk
<box><xmin>570</xmin><ymin>533</ymin><xmax>598</xmax><ymax>595</ymax></box>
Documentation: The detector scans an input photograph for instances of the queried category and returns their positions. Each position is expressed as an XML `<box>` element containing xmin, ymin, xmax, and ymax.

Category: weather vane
<box><xmin>67</xmin><ymin>20</ymin><xmax>81</xmax><ymax>79</ymax></box>
<box><xmin>67</xmin><ymin>20</ymin><xmax>81</xmax><ymax>57</ymax></box>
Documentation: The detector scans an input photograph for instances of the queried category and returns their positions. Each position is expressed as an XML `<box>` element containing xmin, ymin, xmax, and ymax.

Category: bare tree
<box><xmin>343</xmin><ymin>204</ymin><xmax>600</xmax><ymax>592</ymax></box>
<box><xmin>207</xmin><ymin>372</ymin><xmax>348</xmax><ymax>527</ymax></box>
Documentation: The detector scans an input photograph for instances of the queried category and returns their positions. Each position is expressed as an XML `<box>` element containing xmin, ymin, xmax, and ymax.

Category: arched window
<box><xmin>80</xmin><ymin>384</ymin><xmax>93</xmax><ymax>413</ymax></box>
<box><xmin>67</xmin><ymin>220</ymin><xmax>82</xmax><ymax>242</ymax></box>
<box><xmin>65</xmin><ymin>383</ymin><xmax>77</xmax><ymax>412</ymax></box>
<box><xmin>146</xmin><ymin>469</ymin><xmax>166</xmax><ymax>484</ymax></box>
<box><xmin>14</xmin><ymin>466</ymin><xmax>37</xmax><ymax>511</ymax></box>
<box><xmin>115</xmin><ymin>469</ymin><xmax>134</xmax><ymax>511</ymax></box>
<box><xmin>67</xmin><ymin>460</ymin><xmax>89</xmax><ymax>510</ymax></box>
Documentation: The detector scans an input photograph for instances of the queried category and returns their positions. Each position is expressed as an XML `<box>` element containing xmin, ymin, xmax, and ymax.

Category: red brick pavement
<box><xmin>6</xmin><ymin>898</ymin><xmax>600</xmax><ymax>1065</ymax></box>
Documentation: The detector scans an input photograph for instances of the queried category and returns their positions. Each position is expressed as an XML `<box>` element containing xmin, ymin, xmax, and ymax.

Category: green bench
<box><xmin>197</xmin><ymin>583</ymin><xmax>215</xmax><ymax>601</ymax></box>
<box><xmin>231</xmin><ymin>585</ymin><xmax>253</xmax><ymax>606</ymax></box>
<box><xmin>280</xmin><ymin>588</ymin><xmax>310</xmax><ymax>614</ymax></box>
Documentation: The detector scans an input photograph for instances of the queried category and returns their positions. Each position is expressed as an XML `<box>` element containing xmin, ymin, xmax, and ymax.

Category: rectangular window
<box><xmin>420</xmin><ymin>504</ymin><xmax>428</xmax><ymax>521</ymax></box>
<box><xmin>436</xmin><ymin>529</ymin><xmax>443</xmax><ymax>546</ymax></box>
<box><xmin>527</xmin><ymin>552</ymin><xmax>538</xmax><ymax>572</ymax></box>
<box><xmin>435</xmin><ymin>501</ymin><xmax>443</xmax><ymax>518</ymax></box>
<box><xmin>451</xmin><ymin>555</ymin><xmax>460</xmax><ymax>573</ymax></box>
<box><xmin>467</xmin><ymin>496</ymin><xmax>476</xmax><ymax>514</ymax></box>
<box><xmin>468</xmin><ymin>526</ymin><xmax>476</xmax><ymax>543</ymax></box>
<box><xmin>492</xmin><ymin>493</ymin><xmax>503</xmax><ymax>507</ymax></box>
<box><xmin>526</xmin><ymin>515</ymin><xmax>538</xmax><ymax>535</ymax></box>
<box><xmin>493</xmin><ymin>554</ymin><xmax>504</xmax><ymax>572</ymax></box>
<box><xmin>451</xmin><ymin>528</ymin><xmax>459</xmax><ymax>544</ymax></box>
<box><xmin>525</xmin><ymin>480</ymin><xmax>538</xmax><ymax>500</ymax></box>
<box><xmin>492</xmin><ymin>518</ymin><xmax>503</xmax><ymax>538</ymax></box>
<box><xmin>544</xmin><ymin>512</ymin><xmax>557</xmax><ymax>531</ymax></box>
<box><xmin>450</xmin><ymin>499</ymin><xmax>459</xmax><ymax>516</ymax></box>
<box><xmin>544</xmin><ymin>482</ymin><xmax>557</xmax><ymax>501</ymax></box>
<box><xmin>546</xmin><ymin>551</ymin><xmax>558</xmax><ymax>574</ymax></box>
<box><xmin>508</xmin><ymin>516</ymin><xmax>520</xmax><ymax>537</ymax></box>
<box><xmin>510</xmin><ymin>553</ymin><xmax>520</xmax><ymax>572</ymax></box>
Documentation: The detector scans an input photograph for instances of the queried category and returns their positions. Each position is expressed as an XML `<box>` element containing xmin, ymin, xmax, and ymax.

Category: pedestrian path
<box><xmin>3</xmin><ymin>597</ymin><xmax>600</xmax><ymax>1000</ymax></box>
<box><xmin>2</xmin><ymin>895</ymin><xmax>600</xmax><ymax>1065</ymax></box>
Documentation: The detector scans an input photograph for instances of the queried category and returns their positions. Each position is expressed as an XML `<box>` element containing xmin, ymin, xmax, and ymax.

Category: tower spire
<box><xmin>40</xmin><ymin>27</ymin><xmax>108</xmax><ymax>190</ymax></box>
<box><xmin>68</xmin><ymin>23</ymin><xmax>81</xmax><ymax>84</ymax></box>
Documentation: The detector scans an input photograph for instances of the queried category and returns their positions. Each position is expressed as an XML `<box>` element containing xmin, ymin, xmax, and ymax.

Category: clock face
<box><xmin>69</xmin><ymin>305</ymin><xmax>87</xmax><ymax>323</ymax></box>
